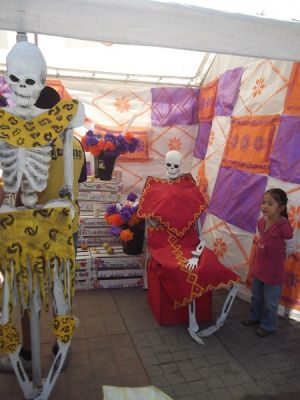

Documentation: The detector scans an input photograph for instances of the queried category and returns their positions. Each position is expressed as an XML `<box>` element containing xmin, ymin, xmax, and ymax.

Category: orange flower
<box><xmin>124</xmin><ymin>132</ymin><xmax>134</xmax><ymax>141</ymax></box>
<box><xmin>90</xmin><ymin>146</ymin><xmax>99</xmax><ymax>156</ymax></box>
<box><xmin>81</xmin><ymin>136</ymin><xmax>92</xmax><ymax>152</ymax></box>
<box><xmin>104</xmin><ymin>141</ymin><xmax>116</xmax><ymax>151</ymax></box>
<box><xmin>106</xmin><ymin>214</ymin><xmax>124</xmax><ymax>226</ymax></box>
<box><xmin>120</xmin><ymin>229</ymin><xmax>134</xmax><ymax>242</ymax></box>
<box><xmin>81</xmin><ymin>135</ymin><xmax>88</xmax><ymax>149</ymax></box>
<box><xmin>81</xmin><ymin>129</ymin><xmax>140</xmax><ymax>158</ymax></box>
<box><xmin>96</xmin><ymin>141</ymin><xmax>106</xmax><ymax>154</ymax></box>
<box><xmin>128</xmin><ymin>214</ymin><xmax>140</xmax><ymax>226</ymax></box>
<box><xmin>104</xmin><ymin>213</ymin><xmax>118</xmax><ymax>224</ymax></box>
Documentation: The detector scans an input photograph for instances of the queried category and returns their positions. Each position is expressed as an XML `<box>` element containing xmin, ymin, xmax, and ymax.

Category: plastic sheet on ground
<box><xmin>102</xmin><ymin>385</ymin><xmax>174</xmax><ymax>400</ymax></box>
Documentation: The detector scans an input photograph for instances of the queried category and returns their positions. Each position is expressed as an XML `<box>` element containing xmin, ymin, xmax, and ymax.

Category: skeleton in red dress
<box><xmin>143</xmin><ymin>150</ymin><xmax>240</xmax><ymax>344</ymax></box>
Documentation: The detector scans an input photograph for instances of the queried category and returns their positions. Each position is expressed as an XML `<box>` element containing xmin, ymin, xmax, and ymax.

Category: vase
<box><xmin>94</xmin><ymin>153</ymin><xmax>117</xmax><ymax>181</ymax></box>
<box><xmin>122</xmin><ymin>222</ymin><xmax>145</xmax><ymax>255</ymax></box>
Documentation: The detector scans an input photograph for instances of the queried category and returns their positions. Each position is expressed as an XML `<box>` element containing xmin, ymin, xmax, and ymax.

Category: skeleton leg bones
<box><xmin>187</xmin><ymin>285</ymin><xmax>239</xmax><ymax>344</ymax></box>
<box><xmin>35</xmin><ymin>259</ymin><xmax>72</xmax><ymax>400</ymax></box>
<box><xmin>0</xmin><ymin>261</ymin><xmax>73</xmax><ymax>399</ymax></box>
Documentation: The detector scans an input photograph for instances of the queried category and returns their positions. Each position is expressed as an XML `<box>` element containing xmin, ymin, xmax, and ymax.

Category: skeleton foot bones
<box><xmin>188</xmin><ymin>285</ymin><xmax>239</xmax><ymax>344</ymax></box>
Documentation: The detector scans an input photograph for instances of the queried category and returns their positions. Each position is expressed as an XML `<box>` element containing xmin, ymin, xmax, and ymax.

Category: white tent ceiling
<box><xmin>1</xmin><ymin>0</ymin><xmax>300</xmax><ymax>60</ymax></box>
<box><xmin>0</xmin><ymin>30</ymin><xmax>213</xmax><ymax>86</ymax></box>
<box><xmin>156</xmin><ymin>0</ymin><xmax>300</xmax><ymax>22</ymax></box>
<box><xmin>0</xmin><ymin>0</ymin><xmax>300</xmax><ymax>85</ymax></box>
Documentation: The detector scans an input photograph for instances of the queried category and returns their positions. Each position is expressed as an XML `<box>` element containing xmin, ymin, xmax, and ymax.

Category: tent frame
<box><xmin>1</xmin><ymin>0</ymin><xmax>300</xmax><ymax>62</ymax></box>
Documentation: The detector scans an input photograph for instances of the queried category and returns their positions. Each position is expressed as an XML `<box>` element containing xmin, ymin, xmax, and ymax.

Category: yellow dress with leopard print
<box><xmin>0</xmin><ymin>100</ymin><xmax>79</xmax><ymax>353</ymax></box>
<box><xmin>0</xmin><ymin>99</ymin><xmax>78</xmax><ymax>147</ymax></box>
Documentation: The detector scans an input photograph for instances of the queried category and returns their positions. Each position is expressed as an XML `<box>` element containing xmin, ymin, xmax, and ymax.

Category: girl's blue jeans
<box><xmin>250</xmin><ymin>277</ymin><xmax>282</xmax><ymax>332</ymax></box>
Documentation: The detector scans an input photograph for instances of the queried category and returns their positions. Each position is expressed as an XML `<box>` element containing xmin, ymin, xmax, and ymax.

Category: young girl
<box><xmin>243</xmin><ymin>188</ymin><xmax>294</xmax><ymax>337</ymax></box>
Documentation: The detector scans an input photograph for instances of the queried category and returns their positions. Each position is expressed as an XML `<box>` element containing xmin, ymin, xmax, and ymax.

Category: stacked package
<box><xmin>77</xmin><ymin>179</ymin><xmax>122</xmax><ymax>213</ymax></box>
<box><xmin>78</xmin><ymin>179</ymin><xmax>122</xmax><ymax>247</ymax></box>
<box><xmin>75</xmin><ymin>246</ymin><xmax>144</xmax><ymax>290</ymax></box>
<box><xmin>75</xmin><ymin>248</ymin><xmax>94</xmax><ymax>290</ymax></box>
<box><xmin>75</xmin><ymin>178</ymin><xmax>144</xmax><ymax>290</ymax></box>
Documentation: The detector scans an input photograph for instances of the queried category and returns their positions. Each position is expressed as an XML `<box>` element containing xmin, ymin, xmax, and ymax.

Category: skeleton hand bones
<box><xmin>186</xmin><ymin>239</ymin><xmax>206</xmax><ymax>270</ymax></box>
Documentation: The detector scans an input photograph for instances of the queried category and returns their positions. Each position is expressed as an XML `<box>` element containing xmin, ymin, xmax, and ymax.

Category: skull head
<box><xmin>165</xmin><ymin>150</ymin><xmax>182</xmax><ymax>179</ymax></box>
<box><xmin>6</xmin><ymin>42</ymin><xmax>47</xmax><ymax>108</ymax></box>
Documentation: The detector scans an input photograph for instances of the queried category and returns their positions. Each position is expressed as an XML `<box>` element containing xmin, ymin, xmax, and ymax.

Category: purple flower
<box><xmin>106</xmin><ymin>204</ymin><xmax>117</xmax><ymax>214</ymax></box>
<box><xmin>115</xmin><ymin>135</ymin><xmax>129</xmax><ymax>154</ymax></box>
<box><xmin>105</xmin><ymin>195</ymin><xmax>145</xmax><ymax>242</ymax></box>
<box><xmin>82</xmin><ymin>129</ymin><xmax>140</xmax><ymax>158</ymax></box>
<box><xmin>132</xmin><ymin>205</ymin><xmax>138</xmax><ymax>213</ymax></box>
<box><xmin>128</xmin><ymin>137</ymin><xmax>140</xmax><ymax>152</ymax></box>
<box><xmin>120</xmin><ymin>205</ymin><xmax>134</xmax><ymax>222</ymax></box>
<box><xmin>86</xmin><ymin>130</ymin><xmax>99</xmax><ymax>146</ymax></box>
<box><xmin>127</xmin><ymin>192</ymin><xmax>137</xmax><ymax>202</ymax></box>
<box><xmin>104</xmin><ymin>133</ymin><xmax>117</xmax><ymax>144</ymax></box>
<box><xmin>110</xmin><ymin>226</ymin><xmax>121</xmax><ymax>236</ymax></box>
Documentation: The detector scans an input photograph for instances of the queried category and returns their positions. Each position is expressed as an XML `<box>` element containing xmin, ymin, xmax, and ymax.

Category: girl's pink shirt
<box><xmin>253</xmin><ymin>217</ymin><xmax>294</xmax><ymax>285</ymax></box>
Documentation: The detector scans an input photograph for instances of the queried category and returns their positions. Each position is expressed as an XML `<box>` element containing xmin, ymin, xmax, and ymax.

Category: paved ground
<box><xmin>1</xmin><ymin>287</ymin><xmax>300</xmax><ymax>399</ymax></box>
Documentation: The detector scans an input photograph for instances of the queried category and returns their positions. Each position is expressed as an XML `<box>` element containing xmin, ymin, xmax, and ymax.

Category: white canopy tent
<box><xmin>0</xmin><ymin>30</ymin><xmax>214</xmax><ymax>87</ymax></box>
<box><xmin>0</xmin><ymin>0</ymin><xmax>299</xmax><ymax>314</ymax></box>
<box><xmin>0</xmin><ymin>4</ymin><xmax>300</xmax><ymax>400</ymax></box>
<box><xmin>0</xmin><ymin>0</ymin><xmax>299</xmax><ymax>194</ymax></box>
<box><xmin>0</xmin><ymin>0</ymin><xmax>300</xmax><ymax>65</ymax></box>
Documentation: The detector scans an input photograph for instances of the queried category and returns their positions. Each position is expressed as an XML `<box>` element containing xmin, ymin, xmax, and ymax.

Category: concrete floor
<box><xmin>1</xmin><ymin>287</ymin><xmax>300</xmax><ymax>400</ymax></box>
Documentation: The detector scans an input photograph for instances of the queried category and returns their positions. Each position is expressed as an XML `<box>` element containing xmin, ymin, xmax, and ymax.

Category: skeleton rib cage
<box><xmin>0</xmin><ymin>141</ymin><xmax>52</xmax><ymax>201</ymax></box>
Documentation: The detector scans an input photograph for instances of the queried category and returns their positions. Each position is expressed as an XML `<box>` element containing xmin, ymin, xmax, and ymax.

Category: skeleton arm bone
<box><xmin>186</xmin><ymin>217</ymin><xmax>206</xmax><ymax>270</ymax></box>
<box><xmin>60</xmin><ymin>102</ymin><xmax>85</xmax><ymax>201</ymax></box>
<box><xmin>60</xmin><ymin>128</ymin><xmax>74</xmax><ymax>200</ymax></box>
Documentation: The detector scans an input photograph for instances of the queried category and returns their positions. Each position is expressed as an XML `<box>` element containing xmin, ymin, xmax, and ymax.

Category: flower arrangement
<box><xmin>104</xmin><ymin>192</ymin><xmax>145</xmax><ymax>243</ymax></box>
<box><xmin>81</xmin><ymin>130</ymin><xmax>140</xmax><ymax>158</ymax></box>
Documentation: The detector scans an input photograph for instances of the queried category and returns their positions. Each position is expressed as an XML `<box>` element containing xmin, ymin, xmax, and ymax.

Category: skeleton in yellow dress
<box><xmin>0</xmin><ymin>40</ymin><xmax>84</xmax><ymax>399</ymax></box>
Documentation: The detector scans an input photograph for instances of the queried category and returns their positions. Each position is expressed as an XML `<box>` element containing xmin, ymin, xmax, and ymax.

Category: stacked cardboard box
<box><xmin>78</xmin><ymin>179</ymin><xmax>122</xmax><ymax>216</ymax></box>
<box><xmin>78</xmin><ymin>179</ymin><xmax>122</xmax><ymax>247</ymax></box>
<box><xmin>75</xmin><ymin>245</ymin><xmax>144</xmax><ymax>290</ymax></box>
<box><xmin>91</xmin><ymin>245</ymin><xmax>143</xmax><ymax>289</ymax></box>
<box><xmin>75</xmin><ymin>178</ymin><xmax>144</xmax><ymax>290</ymax></box>
<box><xmin>75</xmin><ymin>248</ymin><xmax>94</xmax><ymax>290</ymax></box>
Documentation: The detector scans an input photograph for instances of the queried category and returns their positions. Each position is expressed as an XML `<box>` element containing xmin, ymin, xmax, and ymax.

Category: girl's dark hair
<box><xmin>34</xmin><ymin>86</ymin><xmax>60</xmax><ymax>109</ymax></box>
<box><xmin>0</xmin><ymin>95</ymin><xmax>8</xmax><ymax>108</ymax></box>
<box><xmin>265</xmin><ymin>188</ymin><xmax>289</xmax><ymax>219</ymax></box>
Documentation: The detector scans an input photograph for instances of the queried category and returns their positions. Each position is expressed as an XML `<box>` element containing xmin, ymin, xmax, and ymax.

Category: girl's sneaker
<box><xmin>242</xmin><ymin>319</ymin><xmax>260</xmax><ymax>327</ymax></box>
<box><xmin>256</xmin><ymin>327</ymin><xmax>275</xmax><ymax>337</ymax></box>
